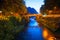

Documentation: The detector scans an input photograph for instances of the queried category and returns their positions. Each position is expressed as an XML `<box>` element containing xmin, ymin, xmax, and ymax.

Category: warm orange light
<box><xmin>13</xmin><ymin>13</ymin><xmax>19</xmax><ymax>16</ymax></box>
<box><xmin>43</xmin><ymin>29</ymin><xmax>48</xmax><ymax>39</ymax></box>
<box><xmin>49</xmin><ymin>10</ymin><xmax>52</xmax><ymax>14</ymax></box>
<box><xmin>48</xmin><ymin>37</ymin><xmax>56</xmax><ymax>40</ymax></box>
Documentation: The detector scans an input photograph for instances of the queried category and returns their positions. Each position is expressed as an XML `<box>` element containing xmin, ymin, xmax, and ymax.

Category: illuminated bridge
<box><xmin>23</xmin><ymin>14</ymin><xmax>60</xmax><ymax>21</ymax></box>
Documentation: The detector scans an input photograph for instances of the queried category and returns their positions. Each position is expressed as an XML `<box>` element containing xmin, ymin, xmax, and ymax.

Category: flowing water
<box><xmin>16</xmin><ymin>16</ymin><xmax>44</xmax><ymax>40</ymax></box>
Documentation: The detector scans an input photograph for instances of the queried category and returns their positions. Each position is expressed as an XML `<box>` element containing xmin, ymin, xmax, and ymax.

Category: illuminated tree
<box><xmin>0</xmin><ymin>0</ymin><xmax>27</xmax><ymax>40</ymax></box>
<box><xmin>0</xmin><ymin>16</ymin><xmax>25</xmax><ymax>40</ymax></box>
<box><xmin>39</xmin><ymin>17</ymin><xmax>60</xmax><ymax>33</ymax></box>
<box><xmin>0</xmin><ymin>0</ymin><xmax>27</xmax><ymax>15</ymax></box>
<box><xmin>40</xmin><ymin>0</ymin><xmax>60</xmax><ymax>14</ymax></box>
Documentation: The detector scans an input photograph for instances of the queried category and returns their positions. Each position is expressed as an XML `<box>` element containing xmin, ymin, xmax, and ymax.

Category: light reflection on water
<box><xmin>16</xmin><ymin>16</ymin><xmax>44</xmax><ymax>40</ymax></box>
<box><xmin>23</xmin><ymin>16</ymin><xmax>44</xmax><ymax>40</ymax></box>
<box><xmin>24</xmin><ymin>26</ymin><xmax>44</xmax><ymax>40</ymax></box>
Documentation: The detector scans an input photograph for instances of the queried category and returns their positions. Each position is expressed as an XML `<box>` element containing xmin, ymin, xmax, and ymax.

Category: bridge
<box><xmin>23</xmin><ymin>14</ymin><xmax>42</xmax><ymax>20</ymax></box>
<box><xmin>23</xmin><ymin>14</ymin><xmax>60</xmax><ymax>21</ymax></box>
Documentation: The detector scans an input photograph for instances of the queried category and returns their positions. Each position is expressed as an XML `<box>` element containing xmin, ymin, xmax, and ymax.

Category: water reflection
<box><xmin>24</xmin><ymin>16</ymin><xmax>44</xmax><ymax>40</ymax></box>
<box><xmin>16</xmin><ymin>16</ymin><xmax>44</xmax><ymax>40</ymax></box>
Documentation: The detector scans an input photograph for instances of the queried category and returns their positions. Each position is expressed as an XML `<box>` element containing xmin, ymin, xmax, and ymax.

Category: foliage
<box><xmin>39</xmin><ymin>17</ymin><xmax>60</xmax><ymax>32</ymax></box>
<box><xmin>0</xmin><ymin>0</ymin><xmax>27</xmax><ymax>15</ymax></box>
<box><xmin>44</xmin><ymin>0</ymin><xmax>60</xmax><ymax>9</ymax></box>
<box><xmin>0</xmin><ymin>0</ymin><xmax>27</xmax><ymax>40</ymax></box>
<box><xmin>40</xmin><ymin>0</ymin><xmax>60</xmax><ymax>14</ymax></box>
<box><xmin>0</xmin><ymin>16</ymin><xmax>25</xmax><ymax>40</ymax></box>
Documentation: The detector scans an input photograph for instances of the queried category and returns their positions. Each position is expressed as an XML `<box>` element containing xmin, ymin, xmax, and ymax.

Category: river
<box><xmin>16</xmin><ymin>16</ymin><xmax>44</xmax><ymax>40</ymax></box>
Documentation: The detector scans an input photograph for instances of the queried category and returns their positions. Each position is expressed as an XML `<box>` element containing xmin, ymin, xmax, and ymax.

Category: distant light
<box><xmin>0</xmin><ymin>11</ymin><xmax>2</xmax><ymax>13</ymax></box>
<box><xmin>10</xmin><ymin>12</ymin><xmax>13</xmax><ymax>14</ymax></box>
<box><xmin>54</xmin><ymin>6</ymin><xmax>57</xmax><ymax>10</ymax></box>
<box><xmin>49</xmin><ymin>10</ymin><xmax>52</xmax><ymax>14</ymax></box>
<box><xmin>43</xmin><ymin>14</ymin><xmax>47</xmax><ymax>17</ymax></box>
<box><xmin>43</xmin><ymin>29</ymin><xmax>48</xmax><ymax>39</ymax></box>
<box><xmin>48</xmin><ymin>37</ymin><xmax>56</xmax><ymax>40</ymax></box>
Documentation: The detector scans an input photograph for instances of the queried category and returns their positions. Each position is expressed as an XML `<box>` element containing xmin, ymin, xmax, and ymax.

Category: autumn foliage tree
<box><xmin>0</xmin><ymin>0</ymin><xmax>27</xmax><ymax>40</ymax></box>
<box><xmin>40</xmin><ymin>0</ymin><xmax>60</xmax><ymax>14</ymax></box>
<box><xmin>40</xmin><ymin>1</ymin><xmax>60</xmax><ymax>36</ymax></box>
<box><xmin>0</xmin><ymin>0</ymin><xmax>27</xmax><ymax>15</ymax></box>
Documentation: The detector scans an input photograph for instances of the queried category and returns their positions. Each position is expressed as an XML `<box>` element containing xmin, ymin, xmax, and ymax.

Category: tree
<box><xmin>40</xmin><ymin>0</ymin><xmax>60</xmax><ymax>14</ymax></box>
<box><xmin>0</xmin><ymin>0</ymin><xmax>27</xmax><ymax>15</ymax></box>
<box><xmin>39</xmin><ymin>17</ymin><xmax>60</xmax><ymax>33</ymax></box>
<box><xmin>0</xmin><ymin>0</ymin><xmax>27</xmax><ymax>40</ymax></box>
<box><xmin>0</xmin><ymin>15</ymin><xmax>25</xmax><ymax>40</ymax></box>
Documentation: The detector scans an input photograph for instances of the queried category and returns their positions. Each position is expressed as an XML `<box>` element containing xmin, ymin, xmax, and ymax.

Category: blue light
<box><xmin>23</xmin><ymin>17</ymin><xmax>44</xmax><ymax>40</ymax></box>
<box><xmin>28</xmin><ymin>16</ymin><xmax>38</xmax><ymax>27</ymax></box>
<box><xmin>16</xmin><ymin>16</ymin><xmax>44</xmax><ymax>40</ymax></box>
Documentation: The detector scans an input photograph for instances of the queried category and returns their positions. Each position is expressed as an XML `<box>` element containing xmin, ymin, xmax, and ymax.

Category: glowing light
<box><xmin>54</xmin><ymin>6</ymin><xmax>57</xmax><ymax>9</ymax></box>
<box><xmin>43</xmin><ymin>14</ymin><xmax>47</xmax><ymax>17</ymax></box>
<box><xmin>49</xmin><ymin>10</ymin><xmax>52</xmax><ymax>14</ymax></box>
<box><xmin>48</xmin><ymin>37</ymin><xmax>56</xmax><ymax>40</ymax></box>
<box><xmin>0</xmin><ymin>11</ymin><xmax>2</xmax><ymax>13</ymax></box>
<box><xmin>15</xmin><ymin>13</ymin><xmax>19</xmax><ymax>16</ymax></box>
<box><xmin>43</xmin><ymin>29</ymin><xmax>48</xmax><ymax>39</ymax></box>
<box><xmin>10</xmin><ymin>12</ymin><xmax>13</xmax><ymax>14</ymax></box>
